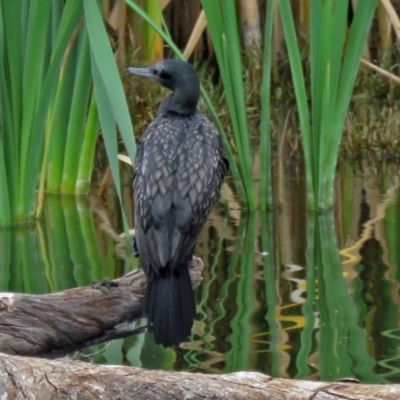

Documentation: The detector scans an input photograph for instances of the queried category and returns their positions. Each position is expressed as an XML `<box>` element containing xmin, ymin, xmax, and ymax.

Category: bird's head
<box><xmin>127</xmin><ymin>59</ymin><xmax>200</xmax><ymax>115</ymax></box>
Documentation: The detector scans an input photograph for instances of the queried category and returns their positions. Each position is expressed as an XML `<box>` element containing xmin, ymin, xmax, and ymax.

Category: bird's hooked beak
<box><xmin>127</xmin><ymin>67</ymin><xmax>154</xmax><ymax>81</ymax></box>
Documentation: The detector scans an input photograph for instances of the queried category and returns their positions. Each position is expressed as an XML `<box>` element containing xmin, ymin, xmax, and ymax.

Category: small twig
<box><xmin>360</xmin><ymin>58</ymin><xmax>400</xmax><ymax>85</ymax></box>
<box><xmin>183</xmin><ymin>10</ymin><xmax>207</xmax><ymax>59</ymax></box>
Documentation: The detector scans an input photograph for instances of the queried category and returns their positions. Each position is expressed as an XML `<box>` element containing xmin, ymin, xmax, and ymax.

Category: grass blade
<box><xmin>76</xmin><ymin>93</ymin><xmax>99</xmax><ymax>194</ymax></box>
<box><xmin>91</xmin><ymin>57</ymin><xmax>130</xmax><ymax>233</ymax></box>
<box><xmin>61</xmin><ymin>28</ymin><xmax>92</xmax><ymax>193</ymax></box>
<box><xmin>279</xmin><ymin>0</ymin><xmax>314</xmax><ymax>207</ymax></box>
<box><xmin>83</xmin><ymin>0</ymin><xmax>136</xmax><ymax>164</ymax></box>
<box><xmin>259</xmin><ymin>0</ymin><xmax>275</xmax><ymax>208</ymax></box>
<box><xmin>202</xmin><ymin>0</ymin><xmax>256</xmax><ymax>207</ymax></box>
<box><xmin>18</xmin><ymin>0</ymin><xmax>52</xmax><ymax>218</ymax></box>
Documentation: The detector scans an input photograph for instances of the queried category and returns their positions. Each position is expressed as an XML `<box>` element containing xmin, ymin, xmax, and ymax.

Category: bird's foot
<box><xmin>90</xmin><ymin>278</ymin><xmax>119</xmax><ymax>294</ymax></box>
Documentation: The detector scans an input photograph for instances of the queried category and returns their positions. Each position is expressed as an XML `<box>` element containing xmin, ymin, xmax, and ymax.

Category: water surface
<box><xmin>1</xmin><ymin>162</ymin><xmax>400</xmax><ymax>384</ymax></box>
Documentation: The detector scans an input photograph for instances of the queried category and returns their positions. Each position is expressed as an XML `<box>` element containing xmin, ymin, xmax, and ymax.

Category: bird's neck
<box><xmin>157</xmin><ymin>86</ymin><xmax>199</xmax><ymax>116</ymax></box>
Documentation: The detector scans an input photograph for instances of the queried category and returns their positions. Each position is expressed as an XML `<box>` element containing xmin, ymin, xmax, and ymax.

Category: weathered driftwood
<box><xmin>1</xmin><ymin>353</ymin><xmax>400</xmax><ymax>400</ymax></box>
<box><xmin>0</xmin><ymin>257</ymin><xmax>203</xmax><ymax>356</ymax></box>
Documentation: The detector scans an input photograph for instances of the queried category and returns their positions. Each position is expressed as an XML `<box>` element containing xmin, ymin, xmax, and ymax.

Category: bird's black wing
<box><xmin>133</xmin><ymin>112</ymin><xmax>227</xmax><ymax>277</ymax></box>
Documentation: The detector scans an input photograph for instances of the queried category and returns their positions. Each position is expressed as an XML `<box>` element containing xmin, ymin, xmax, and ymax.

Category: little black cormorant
<box><xmin>127</xmin><ymin>59</ymin><xmax>228</xmax><ymax>347</ymax></box>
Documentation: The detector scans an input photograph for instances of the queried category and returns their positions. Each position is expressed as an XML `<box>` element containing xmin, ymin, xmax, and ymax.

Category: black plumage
<box><xmin>128</xmin><ymin>59</ymin><xmax>228</xmax><ymax>347</ymax></box>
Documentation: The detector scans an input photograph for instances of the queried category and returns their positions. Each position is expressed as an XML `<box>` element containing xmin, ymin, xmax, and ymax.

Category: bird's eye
<box><xmin>159</xmin><ymin>70</ymin><xmax>170</xmax><ymax>79</ymax></box>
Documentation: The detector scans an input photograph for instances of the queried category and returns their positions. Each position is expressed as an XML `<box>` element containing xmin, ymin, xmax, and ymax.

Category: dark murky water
<box><xmin>1</xmin><ymin>161</ymin><xmax>400</xmax><ymax>384</ymax></box>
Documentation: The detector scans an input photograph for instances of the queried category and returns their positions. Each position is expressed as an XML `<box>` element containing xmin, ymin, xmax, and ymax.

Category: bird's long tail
<box><xmin>143</xmin><ymin>265</ymin><xmax>196</xmax><ymax>347</ymax></box>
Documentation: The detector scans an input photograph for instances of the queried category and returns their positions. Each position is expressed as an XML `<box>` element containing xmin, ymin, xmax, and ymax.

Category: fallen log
<box><xmin>0</xmin><ymin>257</ymin><xmax>203</xmax><ymax>356</ymax></box>
<box><xmin>0</xmin><ymin>353</ymin><xmax>399</xmax><ymax>400</ymax></box>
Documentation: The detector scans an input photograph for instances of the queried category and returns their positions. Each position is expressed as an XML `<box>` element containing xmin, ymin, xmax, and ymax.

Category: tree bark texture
<box><xmin>1</xmin><ymin>353</ymin><xmax>399</xmax><ymax>400</ymax></box>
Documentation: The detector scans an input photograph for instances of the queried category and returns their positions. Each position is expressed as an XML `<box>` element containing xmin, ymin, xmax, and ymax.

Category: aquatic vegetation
<box><xmin>279</xmin><ymin>0</ymin><xmax>378</xmax><ymax>209</ymax></box>
<box><xmin>0</xmin><ymin>0</ymin><xmax>135</xmax><ymax>224</ymax></box>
